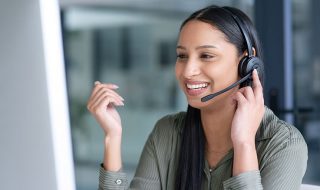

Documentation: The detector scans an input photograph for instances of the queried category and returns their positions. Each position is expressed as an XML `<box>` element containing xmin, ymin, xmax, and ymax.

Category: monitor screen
<box><xmin>0</xmin><ymin>0</ymin><xmax>75</xmax><ymax>189</ymax></box>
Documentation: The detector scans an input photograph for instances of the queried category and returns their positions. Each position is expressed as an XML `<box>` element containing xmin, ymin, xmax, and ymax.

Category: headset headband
<box><xmin>221</xmin><ymin>7</ymin><xmax>253</xmax><ymax>56</ymax></box>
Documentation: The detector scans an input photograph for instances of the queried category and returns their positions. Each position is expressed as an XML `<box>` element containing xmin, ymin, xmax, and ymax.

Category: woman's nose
<box><xmin>183</xmin><ymin>60</ymin><xmax>201</xmax><ymax>78</ymax></box>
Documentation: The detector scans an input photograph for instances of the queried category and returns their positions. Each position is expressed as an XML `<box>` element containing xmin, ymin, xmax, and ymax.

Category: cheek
<box><xmin>175</xmin><ymin>63</ymin><xmax>182</xmax><ymax>80</ymax></box>
<box><xmin>203</xmin><ymin>63</ymin><xmax>225</xmax><ymax>82</ymax></box>
<box><xmin>175</xmin><ymin>63</ymin><xmax>185</xmax><ymax>90</ymax></box>
<box><xmin>205</xmin><ymin>60</ymin><xmax>239</xmax><ymax>87</ymax></box>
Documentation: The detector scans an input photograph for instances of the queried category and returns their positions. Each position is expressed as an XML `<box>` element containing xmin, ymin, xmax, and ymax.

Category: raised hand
<box><xmin>87</xmin><ymin>81</ymin><xmax>124</xmax><ymax>137</ymax></box>
<box><xmin>231</xmin><ymin>69</ymin><xmax>265</xmax><ymax>144</ymax></box>
<box><xmin>230</xmin><ymin>69</ymin><xmax>265</xmax><ymax>176</ymax></box>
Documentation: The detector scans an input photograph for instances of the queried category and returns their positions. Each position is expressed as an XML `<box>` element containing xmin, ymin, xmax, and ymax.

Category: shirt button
<box><xmin>115</xmin><ymin>179</ymin><xmax>122</xmax><ymax>185</ymax></box>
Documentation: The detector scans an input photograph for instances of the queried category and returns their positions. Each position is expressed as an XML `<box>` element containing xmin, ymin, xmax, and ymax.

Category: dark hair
<box><xmin>175</xmin><ymin>5</ymin><xmax>263</xmax><ymax>190</ymax></box>
<box><xmin>180</xmin><ymin>5</ymin><xmax>263</xmax><ymax>59</ymax></box>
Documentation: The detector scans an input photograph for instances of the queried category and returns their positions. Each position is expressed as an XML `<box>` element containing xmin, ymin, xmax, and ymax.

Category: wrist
<box><xmin>103</xmin><ymin>127</ymin><xmax>122</xmax><ymax>137</ymax></box>
<box><xmin>103</xmin><ymin>135</ymin><xmax>122</xmax><ymax>171</ymax></box>
<box><xmin>104</xmin><ymin>135</ymin><xmax>122</xmax><ymax>147</ymax></box>
<box><xmin>233</xmin><ymin>141</ymin><xmax>256</xmax><ymax>151</ymax></box>
<box><xmin>232</xmin><ymin>141</ymin><xmax>258</xmax><ymax>176</ymax></box>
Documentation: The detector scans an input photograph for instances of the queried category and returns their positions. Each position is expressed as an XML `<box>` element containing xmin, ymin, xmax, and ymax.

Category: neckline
<box><xmin>205</xmin><ymin>148</ymin><xmax>234</xmax><ymax>173</ymax></box>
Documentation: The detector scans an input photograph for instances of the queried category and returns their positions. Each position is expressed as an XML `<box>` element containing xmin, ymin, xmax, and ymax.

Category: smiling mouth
<box><xmin>185</xmin><ymin>82</ymin><xmax>209</xmax><ymax>96</ymax></box>
<box><xmin>186</xmin><ymin>83</ymin><xmax>208</xmax><ymax>89</ymax></box>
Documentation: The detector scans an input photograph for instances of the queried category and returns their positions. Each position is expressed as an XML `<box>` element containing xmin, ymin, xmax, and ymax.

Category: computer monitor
<box><xmin>0</xmin><ymin>0</ymin><xmax>75</xmax><ymax>189</ymax></box>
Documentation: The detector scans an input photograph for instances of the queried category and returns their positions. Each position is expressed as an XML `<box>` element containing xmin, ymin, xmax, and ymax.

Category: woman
<box><xmin>87</xmin><ymin>5</ymin><xmax>307</xmax><ymax>190</ymax></box>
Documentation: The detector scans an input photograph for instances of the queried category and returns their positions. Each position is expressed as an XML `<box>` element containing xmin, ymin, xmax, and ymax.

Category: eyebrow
<box><xmin>176</xmin><ymin>45</ymin><xmax>218</xmax><ymax>50</ymax></box>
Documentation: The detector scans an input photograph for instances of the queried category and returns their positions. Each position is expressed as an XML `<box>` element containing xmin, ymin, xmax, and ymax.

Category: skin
<box><xmin>87</xmin><ymin>82</ymin><xmax>124</xmax><ymax>171</ymax></box>
<box><xmin>87</xmin><ymin>20</ymin><xmax>265</xmax><ymax>177</ymax></box>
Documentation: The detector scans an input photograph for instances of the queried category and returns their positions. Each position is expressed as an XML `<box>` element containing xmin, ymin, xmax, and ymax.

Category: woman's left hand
<box><xmin>231</xmin><ymin>69</ymin><xmax>265</xmax><ymax>145</ymax></box>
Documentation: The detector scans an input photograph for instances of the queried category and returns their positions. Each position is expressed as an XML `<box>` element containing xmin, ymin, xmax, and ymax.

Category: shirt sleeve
<box><xmin>98</xmin><ymin>118</ymin><xmax>165</xmax><ymax>190</ymax></box>
<box><xmin>223</xmin><ymin>170</ymin><xmax>263</xmax><ymax>190</ymax></box>
<box><xmin>98</xmin><ymin>165</ymin><xmax>128</xmax><ymax>190</ymax></box>
<box><xmin>259</xmin><ymin>137</ymin><xmax>308</xmax><ymax>190</ymax></box>
<box><xmin>223</xmin><ymin>136</ymin><xmax>307</xmax><ymax>190</ymax></box>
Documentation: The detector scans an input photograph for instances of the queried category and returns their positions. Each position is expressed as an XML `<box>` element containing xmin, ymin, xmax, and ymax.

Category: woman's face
<box><xmin>175</xmin><ymin>20</ymin><xmax>241</xmax><ymax>109</ymax></box>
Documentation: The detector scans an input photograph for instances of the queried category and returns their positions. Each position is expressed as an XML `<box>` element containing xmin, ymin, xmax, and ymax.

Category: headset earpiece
<box><xmin>238</xmin><ymin>55</ymin><xmax>264</xmax><ymax>87</ymax></box>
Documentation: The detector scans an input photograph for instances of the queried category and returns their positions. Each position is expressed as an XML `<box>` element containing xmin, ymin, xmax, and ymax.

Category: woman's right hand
<box><xmin>87</xmin><ymin>81</ymin><xmax>124</xmax><ymax>137</ymax></box>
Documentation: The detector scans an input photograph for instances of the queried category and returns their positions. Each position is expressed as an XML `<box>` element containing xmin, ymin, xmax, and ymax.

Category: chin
<box><xmin>186</xmin><ymin>93</ymin><xmax>233</xmax><ymax>111</ymax></box>
<box><xmin>186</xmin><ymin>96</ymin><xmax>212</xmax><ymax>109</ymax></box>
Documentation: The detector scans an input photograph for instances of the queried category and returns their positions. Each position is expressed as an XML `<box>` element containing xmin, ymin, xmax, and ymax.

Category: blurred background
<box><xmin>1</xmin><ymin>0</ymin><xmax>319</xmax><ymax>189</ymax></box>
<box><xmin>59</xmin><ymin>0</ymin><xmax>320</xmax><ymax>189</ymax></box>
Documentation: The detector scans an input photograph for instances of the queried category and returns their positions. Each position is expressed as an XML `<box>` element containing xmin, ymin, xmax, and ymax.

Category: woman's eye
<box><xmin>200</xmin><ymin>54</ymin><xmax>214</xmax><ymax>59</ymax></box>
<box><xmin>176</xmin><ymin>54</ymin><xmax>188</xmax><ymax>59</ymax></box>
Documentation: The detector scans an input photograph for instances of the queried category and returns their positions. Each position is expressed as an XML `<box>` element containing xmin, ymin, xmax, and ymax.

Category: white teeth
<box><xmin>187</xmin><ymin>83</ymin><xmax>208</xmax><ymax>89</ymax></box>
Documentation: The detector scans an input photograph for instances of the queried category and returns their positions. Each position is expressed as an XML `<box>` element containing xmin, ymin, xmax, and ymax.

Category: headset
<box><xmin>201</xmin><ymin>7</ymin><xmax>264</xmax><ymax>102</ymax></box>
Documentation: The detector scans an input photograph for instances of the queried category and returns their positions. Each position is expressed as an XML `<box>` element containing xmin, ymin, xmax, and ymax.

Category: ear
<box><xmin>252</xmin><ymin>47</ymin><xmax>256</xmax><ymax>56</ymax></box>
<box><xmin>243</xmin><ymin>47</ymin><xmax>256</xmax><ymax>57</ymax></box>
<box><xmin>238</xmin><ymin>51</ymin><xmax>247</xmax><ymax>63</ymax></box>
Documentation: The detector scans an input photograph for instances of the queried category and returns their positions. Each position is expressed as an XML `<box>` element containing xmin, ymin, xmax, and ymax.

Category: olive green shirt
<box><xmin>99</xmin><ymin>107</ymin><xmax>307</xmax><ymax>190</ymax></box>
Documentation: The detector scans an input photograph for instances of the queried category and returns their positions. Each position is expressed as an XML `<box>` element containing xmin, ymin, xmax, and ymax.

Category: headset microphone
<box><xmin>201</xmin><ymin>72</ymin><xmax>252</xmax><ymax>102</ymax></box>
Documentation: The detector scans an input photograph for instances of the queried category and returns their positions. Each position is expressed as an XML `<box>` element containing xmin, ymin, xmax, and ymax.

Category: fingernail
<box><xmin>113</xmin><ymin>84</ymin><xmax>119</xmax><ymax>88</ymax></box>
<box><xmin>94</xmin><ymin>81</ymin><xmax>100</xmax><ymax>85</ymax></box>
<box><xmin>254</xmin><ymin>69</ymin><xmax>258</xmax><ymax>74</ymax></box>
